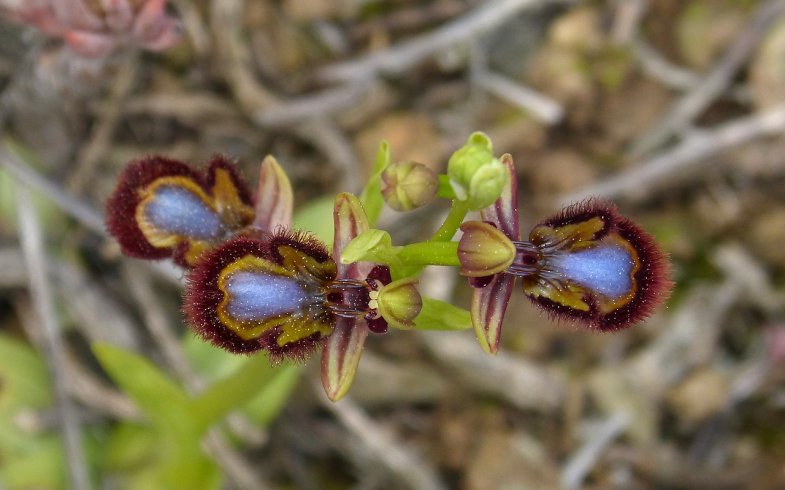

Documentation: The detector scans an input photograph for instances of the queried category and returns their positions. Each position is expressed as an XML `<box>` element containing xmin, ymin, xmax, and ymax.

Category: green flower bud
<box><xmin>381</xmin><ymin>160</ymin><xmax>439</xmax><ymax>211</ymax></box>
<box><xmin>447</xmin><ymin>132</ymin><xmax>509</xmax><ymax>211</ymax></box>
<box><xmin>375</xmin><ymin>278</ymin><xmax>423</xmax><ymax>330</ymax></box>
<box><xmin>466</xmin><ymin>158</ymin><xmax>507</xmax><ymax>210</ymax></box>
<box><xmin>457</xmin><ymin>221</ymin><xmax>516</xmax><ymax>277</ymax></box>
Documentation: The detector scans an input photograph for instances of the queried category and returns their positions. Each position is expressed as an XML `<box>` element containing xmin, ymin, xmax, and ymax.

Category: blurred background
<box><xmin>1</xmin><ymin>0</ymin><xmax>785</xmax><ymax>488</ymax></box>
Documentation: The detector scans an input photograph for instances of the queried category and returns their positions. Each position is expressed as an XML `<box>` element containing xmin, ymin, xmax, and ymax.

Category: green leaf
<box><xmin>414</xmin><ymin>298</ymin><xmax>472</xmax><ymax>331</ymax></box>
<box><xmin>159</xmin><ymin>442</ymin><xmax>220</xmax><ymax>490</ymax></box>
<box><xmin>359</xmin><ymin>141</ymin><xmax>391</xmax><ymax>226</ymax></box>
<box><xmin>244</xmin><ymin>365</ymin><xmax>302</xmax><ymax>426</ymax></box>
<box><xmin>182</xmin><ymin>334</ymin><xmax>246</xmax><ymax>381</ymax></box>
<box><xmin>0</xmin><ymin>435</ymin><xmax>65</xmax><ymax>490</ymax></box>
<box><xmin>103</xmin><ymin>423</ymin><xmax>157</xmax><ymax>471</ymax></box>
<box><xmin>92</xmin><ymin>343</ymin><xmax>192</xmax><ymax>434</ymax></box>
<box><xmin>191</xmin><ymin>354</ymin><xmax>282</xmax><ymax>429</ymax></box>
<box><xmin>0</xmin><ymin>334</ymin><xmax>51</xmax><ymax>414</ymax></box>
<box><xmin>185</xmin><ymin>338</ymin><xmax>302</xmax><ymax>428</ymax></box>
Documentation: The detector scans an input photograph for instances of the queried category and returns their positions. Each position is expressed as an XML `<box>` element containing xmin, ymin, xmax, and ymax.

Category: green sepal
<box><xmin>341</xmin><ymin>228</ymin><xmax>403</xmax><ymax>269</ymax></box>
<box><xmin>436</xmin><ymin>174</ymin><xmax>457</xmax><ymax>199</ymax></box>
<box><xmin>359</xmin><ymin>140</ymin><xmax>391</xmax><ymax>227</ymax></box>
<box><xmin>413</xmin><ymin>298</ymin><xmax>472</xmax><ymax>331</ymax></box>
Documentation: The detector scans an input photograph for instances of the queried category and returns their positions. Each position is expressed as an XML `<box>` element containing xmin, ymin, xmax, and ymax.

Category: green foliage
<box><xmin>414</xmin><ymin>298</ymin><xmax>472</xmax><ymax>331</ymax></box>
<box><xmin>359</xmin><ymin>140</ymin><xmax>392</xmax><ymax>227</ymax></box>
<box><xmin>93</xmin><ymin>343</ymin><xmax>218</xmax><ymax>490</ymax></box>
<box><xmin>0</xmin><ymin>334</ymin><xmax>65</xmax><ymax>490</ymax></box>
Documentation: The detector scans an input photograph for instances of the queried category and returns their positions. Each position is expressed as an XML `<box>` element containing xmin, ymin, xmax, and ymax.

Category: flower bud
<box><xmin>457</xmin><ymin>221</ymin><xmax>516</xmax><ymax>277</ymax></box>
<box><xmin>447</xmin><ymin>132</ymin><xmax>508</xmax><ymax>210</ymax></box>
<box><xmin>375</xmin><ymin>278</ymin><xmax>423</xmax><ymax>330</ymax></box>
<box><xmin>380</xmin><ymin>160</ymin><xmax>438</xmax><ymax>211</ymax></box>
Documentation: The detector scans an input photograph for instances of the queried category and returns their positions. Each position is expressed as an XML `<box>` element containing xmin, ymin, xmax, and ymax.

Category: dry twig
<box><xmin>318</xmin><ymin>0</ymin><xmax>578</xmax><ymax>83</ymax></box>
<box><xmin>316</xmin><ymin>386</ymin><xmax>447</xmax><ymax>490</ymax></box>
<box><xmin>16</xmin><ymin>189</ymin><xmax>91</xmax><ymax>490</ymax></box>
<box><xmin>559</xmin><ymin>104</ymin><xmax>785</xmax><ymax>205</ymax></box>
<box><xmin>631</xmin><ymin>0</ymin><xmax>785</xmax><ymax>156</ymax></box>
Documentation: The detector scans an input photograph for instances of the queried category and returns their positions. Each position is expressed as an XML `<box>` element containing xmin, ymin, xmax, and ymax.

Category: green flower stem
<box><xmin>397</xmin><ymin>241</ymin><xmax>459</xmax><ymax>266</ymax></box>
<box><xmin>431</xmin><ymin>200</ymin><xmax>469</xmax><ymax>242</ymax></box>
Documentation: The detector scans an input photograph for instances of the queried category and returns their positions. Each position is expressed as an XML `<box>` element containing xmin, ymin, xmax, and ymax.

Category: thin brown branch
<box><xmin>318</xmin><ymin>0</ymin><xmax>578</xmax><ymax>83</ymax></box>
<box><xmin>16</xmin><ymin>189</ymin><xmax>91</xmax><ymax>490</ymax></box>
<box><xmin>559</xmin><ymin>104</ymin><xmax>785</xmax><ymax>205</ymax></box>
<box><xmin>316</xmin><ymin>385</ymin><xmax>447</xmax><ymax>490</ymax></box>
<box><xmin>631</xmin><ymin>0</ymin><xmax>785</xmax><ymax>156</ymax></box>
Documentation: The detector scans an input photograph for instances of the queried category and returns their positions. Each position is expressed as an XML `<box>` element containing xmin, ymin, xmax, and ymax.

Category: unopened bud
<box><xmin>447</xmin><ymin>132</ymin><xmax>508</xmax><ymax>211</ymax></box>
<box><xmin>380</xmin><ymin>160</ymin><xmax>438</xmax><ymax>211</ymax></box>
<box><xmin>376</xmin><ymin>278</ymin><xmax>423</xmax><ymax>330</ymax></box>
<box><xmin>457</xmin><ymin>221</ymin><xmax>516</xmax><ymax>277</ymax></box>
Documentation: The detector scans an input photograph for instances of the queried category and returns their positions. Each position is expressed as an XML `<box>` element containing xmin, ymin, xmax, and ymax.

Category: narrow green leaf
<box><xmin>414</xmin><ymin>298</ymin><xmax>472</xmax><ymax>331</ymax></box>
<box><xmin>359</xmin><ymin>141</ymin><xmax>391</xmax><ymax>226</ymax></box>
<box><xmin>191</xmin><ymin>354</ymin><xmax>280</xmax><ymax>429</ymax></box>
<box><xmin>244</xmin><ymin>365</ymin><xmax>302</xmax><ymax>426</ymax></box>
<box><xmin>92</xmin><ymin>343</ymin><xmax>192</xmax><ymax>433</ymax></box>
<box><xmin>0</xmin><ymin>334</ymin><xmax>51</xmax><ymax>414</ymax></box>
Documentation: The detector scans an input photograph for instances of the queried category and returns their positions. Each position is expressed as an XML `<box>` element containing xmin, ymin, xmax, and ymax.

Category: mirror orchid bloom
<box><xmin>106</xmin><ymin>154</ymin><xmax>291</xmax><ymax>268</ymax></box>
<box><xmin>458</xmin><ymin>156</ymin><xmax>672</xmax><ymax>353</ymax></box>
<box><xmin>182</xmin><ymin>193</ymin><xmax>421</xmax><ymax>401</ymax></box>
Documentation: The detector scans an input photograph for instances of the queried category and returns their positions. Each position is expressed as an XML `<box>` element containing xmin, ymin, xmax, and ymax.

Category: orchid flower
<box><xmin>182</xmin><ymin>193</ymin><xmax>421</xmax><ymax>401</ymax></box>
<box><xmin>106</xmin><ymin>154</ymin><xmax>291</xmax><ymax>267</ymax></box>
<box><xmin>458</xmin><ymin>161</ymin><xmax>672</xmax><ymax>350</ymax></box>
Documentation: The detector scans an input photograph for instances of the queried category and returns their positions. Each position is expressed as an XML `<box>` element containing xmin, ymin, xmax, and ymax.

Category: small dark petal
<box><xmin>106</xmin><ymin>155</ymin><xmax>202</xmax><ymax>261</ymax></box>
<box><xmin>366</xmin><ymin>265</ymin><xmax>392</xmax><ymax>286</ymax></box>
<box><xmin>183</xmin><ymin>236</ymin><xmax>274</xmax><ymax>354</ymax></box>
<box><xmin>364</xmin><ymin>265</ymin><xmax>392</xmax><ymax>334</ymax></box>
<box><xmin>366</xmin><ymin>316</ymin><xmax>389</xmax><ymax>334</ymax></box>
<box><xmin>469</xmin><ymin>275</ymin><xmax>495</xmax><ymax>288</ymax></box>
<box><xmin>525</xmin><ymin>198</ymin><xmax>672</xmax><ymax>331</ymax></box>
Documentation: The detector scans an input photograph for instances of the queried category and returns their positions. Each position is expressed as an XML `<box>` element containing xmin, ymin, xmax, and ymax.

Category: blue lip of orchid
<box><xmin>546</xmin><ymin>245</ymin><xmax>634</xmax><ymax>299</ymax></box>
<box><xmin>223</xmin><ymin>271</ymin><xmax>310</xmax><ymax>321</ymax></box>
<box><xmin>143</xmin><ymin>185</ymin><xmax>225</xmax><ymax>240</ymax></box>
